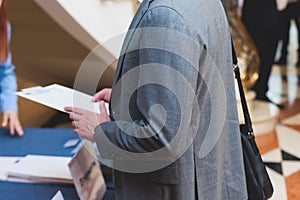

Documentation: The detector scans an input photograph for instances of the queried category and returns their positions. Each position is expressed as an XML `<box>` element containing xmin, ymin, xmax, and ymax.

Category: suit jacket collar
<box><xmin>112</xmin><ymin>0</ymin><xmax>152</xmax><ymax>88</ymax></box>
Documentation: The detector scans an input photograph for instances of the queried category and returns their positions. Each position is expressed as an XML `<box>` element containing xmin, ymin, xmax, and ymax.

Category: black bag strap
<box><xmin>231</xmin><ymin>40</ymin><xmax>254</xmax><ymax>138</ymax></box>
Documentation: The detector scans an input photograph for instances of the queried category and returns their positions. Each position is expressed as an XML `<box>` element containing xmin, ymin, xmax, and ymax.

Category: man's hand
<box><xmin>91</xmin><ymin>88</ymin><xmax>112</xmax><ymax>103</ymax></box>
<box><xmin>2</xmin><ymin>111</ymin><xmax>24</xmax><ymax>136</ymax></box>
<box><xmin>64</xmin><ymin>101</ymin><xmax>111</xmax><ymax>141</ymax></box>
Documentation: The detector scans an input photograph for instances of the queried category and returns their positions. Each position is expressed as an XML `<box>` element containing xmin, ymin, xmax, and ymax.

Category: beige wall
<box><xmin>6</xmin><ymin>0</ymin><xmax>115</xmax><ymax>127</ymax></box>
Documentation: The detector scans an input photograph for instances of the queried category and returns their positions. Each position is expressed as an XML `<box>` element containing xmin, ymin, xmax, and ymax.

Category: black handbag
<box><xmin>232</xmin><ymin>42</ymin><xmax>274</xmax><ymax>200</ymax></box>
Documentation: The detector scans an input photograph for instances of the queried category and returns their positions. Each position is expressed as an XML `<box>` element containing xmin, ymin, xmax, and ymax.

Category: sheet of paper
<box><xmin>63</xmin><ymin>139</ymin><xmax>80</xmax><ymax>148</ymax></box>
<box><xmin>0</xmin><ymin>157</ymin><xmax>22</xmax><ymax>180</ymax></box>
<box><xmin>17</xmin><ymin>84</ymin><xmax>109</xmax><ymax>114</ymax></box>
<box><xmin>7</xmin><ymin>155</ymin><xmax>72</xmax><ymax>183</ymax></box>
<box><xmin>51</xmin><ymin>191</ymin><xmax>65</xmax><ymax>200</ymax></box>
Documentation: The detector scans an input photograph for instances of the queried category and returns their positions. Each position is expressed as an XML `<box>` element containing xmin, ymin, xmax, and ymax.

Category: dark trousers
<box><xmin>248</xmin><ymin>26</ymin><xmax>279</xmax><ymax>98</ymax></box>
<box><xmin>241</xmin><ymin>0</ymin><xmax>280</xmax><ymax>98</ymax></box>
<box><xmin>277</xmin><ymin>2</ymin><xmax>300</xmax><ymax>63</ymax></box>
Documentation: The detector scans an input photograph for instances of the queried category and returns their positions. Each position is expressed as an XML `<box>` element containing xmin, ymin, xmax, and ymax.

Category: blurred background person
<box><xmin>0</xmin><ymin>0</ymin><xmax>23</xmax><ymax>136</ymax></box>
<box><xmin>275</xmin><ymin>0</ymin><xmax>300</xmax><ymax>67</ymax></box>
<box><xmin>239</xmin><ymin>0</ymin><xmax>284</xmax><ymax>108</ymax></box>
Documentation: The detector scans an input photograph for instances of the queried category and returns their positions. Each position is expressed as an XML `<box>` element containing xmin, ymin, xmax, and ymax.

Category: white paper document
<box><xmin>0</xmin><ymin>157</ymin><xmax>22</xmax><ymax>181</ymax></box>
<box><xmin>63</xmin><ymin>139</ymin><xmax>80</xmax><ymax>148</ymax></box>
<box><xmin>51</xmin><ymin>191</ymin><xmax>65</xmax><ymax>200</ymax></box>
<box><xmin>17</xmin><ymin>84</ymin><xmax>109</xmax><ymax>114</ymax></box>
<box><xmin>7</xmin><ymin>155</ymin><xmax>72</xmax><ymax>183</ymax></box>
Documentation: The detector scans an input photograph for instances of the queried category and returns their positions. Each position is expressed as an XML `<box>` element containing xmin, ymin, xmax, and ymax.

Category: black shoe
<box><xmin>256</xmin><ymin>96</ymin><xmax>285</xmax><ymax>109</ymax></box>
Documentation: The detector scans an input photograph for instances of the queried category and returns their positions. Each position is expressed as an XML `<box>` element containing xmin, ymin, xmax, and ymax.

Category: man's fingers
<box><xmin>70</xmin><ymin>113</ymin><xmax>81</xmax><ymax>121</ymax></box>
<box><xmin>74</xmin><ymin>128</ymin><xmax>85</xmax><ymax>137</ymax></box>
<box><xmin>72</xmin><ymin>120</ymin><xmax>81</xmax><ymax>128</ymax></box>
<box><xmin>92</xmin><ymin>91</ymin><xmax>105</xmax><ymax>102</ymax></box>
<box><xmin>74</xmin><ymin>129</ymin><xmax>79</xmax><ymax>135</ymax></box>
<box><xmin>92</xmin><ymin>88</ymin><xmax>111</xmax><ymax>102</ymax></box>
<box><xmin>92</xmin><ymin>89</ymin><xmax>109</xmax><ymax>102</ymax></box>
<box><xmin>64</xmin><ymin>106</ymin><xmax>84</xmax><ymax>114</ymax></box>
<box><xmin>99</xmin><ymin>101</ymin><xmax>108</xmax><ymax>115</ymax></box>
<box><xmin>74</xmin><ymin>128</ymin><xmax>94</xmax><ymax>141</ymax></box>
<box><xmin>64</xmin><ymin>106</ymin><xmax>73</xmax><ymax>112</ymax></box>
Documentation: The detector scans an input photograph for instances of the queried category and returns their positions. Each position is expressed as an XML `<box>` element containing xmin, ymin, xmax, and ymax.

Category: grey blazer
<box><xmin>95</xmin><ymin>0</ymin><xmax>248</xmax><ymax>199</ymax></box>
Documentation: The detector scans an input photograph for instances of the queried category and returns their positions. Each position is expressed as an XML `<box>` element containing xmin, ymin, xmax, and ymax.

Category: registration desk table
<box><xmin>0</xmin><ymin>128</ymin><xmax>114</xmax><ymax>200</ymax></box>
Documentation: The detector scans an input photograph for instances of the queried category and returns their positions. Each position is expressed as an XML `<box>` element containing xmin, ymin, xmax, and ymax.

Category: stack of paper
<box><xmin>0</xmin><ymin>157</ymin><xmax>21</xmax><ymax>181</ymax></box>
<box><xmin>7</xmin><ymin>155</ymin><xmax>72</xmax><ymax>183</ymax></box>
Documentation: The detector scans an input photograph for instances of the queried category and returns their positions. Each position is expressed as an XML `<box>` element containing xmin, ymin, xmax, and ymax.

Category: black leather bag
<box><xmin>240</xmin><ymin>124</ymin><xmax>274</xmax><ymax>200</ymax></box>
<box><xmin>232</xmin><ymin>43</ymin><xmax>274</xmax><ymax>200</ymax></box>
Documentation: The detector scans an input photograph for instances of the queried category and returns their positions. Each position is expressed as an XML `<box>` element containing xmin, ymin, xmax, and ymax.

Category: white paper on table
<box><xmin>6</xmin><ymin>155</ymin><xmax>72</xmax><ymax>183</ymax></box>
<box><xmin>0</xmin><ymin>157</ymin><xmax>22</xmax><ymax>180</ymax></box>
<box><xmin>16</xmin><ymin>84</ymin><xmax>109</xmax><ymax>114</ymax></box>
<box><xmin>63</xmin><ymin>139</ymin><xmax>80</xmax><ymax>148</ymax></box>
<box><xmin>51</xmin><ymin>191</ymin><xmax>65</xmax><ymax>200</ymax></box>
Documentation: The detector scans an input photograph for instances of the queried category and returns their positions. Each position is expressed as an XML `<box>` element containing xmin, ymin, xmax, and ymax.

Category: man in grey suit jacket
<box><xmin>65</xmin><ymin>0</ymin><xmax>248</xmax><ymax>199</ymax></box>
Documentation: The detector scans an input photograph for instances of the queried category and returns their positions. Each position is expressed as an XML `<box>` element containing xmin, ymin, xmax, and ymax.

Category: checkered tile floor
<box><xmin>259</xmin><ymin>121</ymin><xmax>300</xmax><ymax>200</ymax></box>
<box><xmin>254</xmin><ymin>20</ymin><xmax>300</xmax><ymax>199</ymax></box>
<box><xmin>255</xmin><ymin>65</ymin><xmax>300</xmax><ymax>200</ymax></box>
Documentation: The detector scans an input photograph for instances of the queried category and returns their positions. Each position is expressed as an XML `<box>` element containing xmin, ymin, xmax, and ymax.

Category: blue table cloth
<box><xmin>0</xmin><ymin>128</ymin><xmax>115</xmax><ymax>200</ymax></box>
<box><xmin>0</xmin><ymin>181</ymin><xmax>115</xmax><ymax>200</ymax></box>
<box><xmin>0</xmin><ymin>128</ymin><xmax>79</xmax><ymax>157</ymax></box>
<box><xmin>0</xmin><ymin>181</ymin><xmax>79</xmax><ymax>200</ymax></box>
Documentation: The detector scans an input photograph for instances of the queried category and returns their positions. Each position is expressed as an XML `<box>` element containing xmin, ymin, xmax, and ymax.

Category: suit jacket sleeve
<box><xmin>95</xmin><ymin>7</ymin><xmax>201</xmax><ymax>159</ymax></box>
